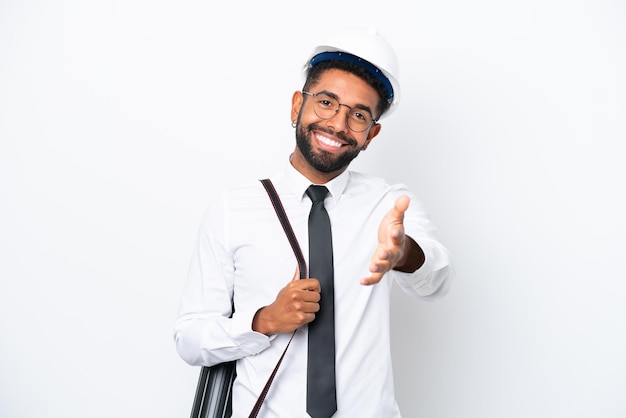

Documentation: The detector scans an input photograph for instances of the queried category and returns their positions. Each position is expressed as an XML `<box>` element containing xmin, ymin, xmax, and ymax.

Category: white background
<box><xmin>1</xmin><ymin>1</ymin><xmax>625</xmax><ymax>417</ymax></box>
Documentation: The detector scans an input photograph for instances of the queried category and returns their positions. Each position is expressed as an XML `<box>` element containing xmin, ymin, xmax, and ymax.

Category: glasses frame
<box><xmin>302</xmin><ymin>91</ymin><xmax>377</xmax><ymax>133</ymax></box>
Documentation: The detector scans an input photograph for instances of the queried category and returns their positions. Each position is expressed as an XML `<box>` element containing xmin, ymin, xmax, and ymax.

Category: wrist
<box><xmin>393</xmin><ymin>236</ymin><xmax>425</xmax><ymax>273</ymax></box>
<box><xmin>252</xmin><ymin>307</ymin><xmax>271</xmax><ymax>335</ymax></box>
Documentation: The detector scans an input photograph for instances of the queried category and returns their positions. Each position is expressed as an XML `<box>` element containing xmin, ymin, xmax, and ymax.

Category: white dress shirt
<box><xmin>174</xmin><ymin>161</ymin><xmax>453</xmax><ymax>417</ymax></box>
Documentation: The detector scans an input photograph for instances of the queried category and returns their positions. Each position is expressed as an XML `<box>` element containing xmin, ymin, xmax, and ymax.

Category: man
<box><xmin>174</xmin><ymin>28</ymin><xmax>453</xmax><ymax>417</ymax></box>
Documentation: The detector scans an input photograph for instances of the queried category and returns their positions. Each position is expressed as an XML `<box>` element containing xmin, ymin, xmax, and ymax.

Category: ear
<box><xmin>360</xmin><ymin>123</ymin><xmax>382</xmax><ymax>151</ymax></box>
<box><xmin>291</xmin><ymin>91</ymin><xmax>304</xmax><ymax>124</ymax></box>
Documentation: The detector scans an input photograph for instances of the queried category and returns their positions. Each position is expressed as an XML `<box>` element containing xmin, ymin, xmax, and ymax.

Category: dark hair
<box><xmin>303</xmin><ymin>60</ymin><xmax>391</xmax><ymax>120</ymax></box>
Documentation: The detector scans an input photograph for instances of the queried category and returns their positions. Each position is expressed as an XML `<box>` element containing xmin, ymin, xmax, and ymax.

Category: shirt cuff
<box><xmin>229</xmin><ymin>309</ymin><xmax>272</xmax><ymax>355</ymax></box>
<box><xmin>390</xmin><ymin>237</ymin><xmax>453</xmax><ymax>299</ymax></box>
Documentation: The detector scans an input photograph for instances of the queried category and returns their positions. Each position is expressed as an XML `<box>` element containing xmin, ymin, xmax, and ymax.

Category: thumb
<box><xmin>292</xmin><ymin>265</ymin><xmax>300</xmax><ymax>281</ymax></box>
<box><xmin>393</xmin><ymin>195</ymin><xmax>410</xmax><ymax>219</ymax></box>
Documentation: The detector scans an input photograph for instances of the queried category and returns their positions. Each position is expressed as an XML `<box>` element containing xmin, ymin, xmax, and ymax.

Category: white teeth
<box><xmin>316</xmin><ymin>134</ymin><xmax>342</xmax><ymax>148</ymax></box>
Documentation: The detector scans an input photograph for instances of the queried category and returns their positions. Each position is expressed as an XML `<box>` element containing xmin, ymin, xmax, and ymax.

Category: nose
<box><xmin>326</xmin><ymin>104</ymin><xmax>351</xmax><ymax>132</ymax></box>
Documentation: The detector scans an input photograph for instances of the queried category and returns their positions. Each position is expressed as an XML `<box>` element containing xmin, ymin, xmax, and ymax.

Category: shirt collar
<box><xmin>283</xmin><ymin>155</ymin><xmax>350</xmax><ymax>203</ymax></box>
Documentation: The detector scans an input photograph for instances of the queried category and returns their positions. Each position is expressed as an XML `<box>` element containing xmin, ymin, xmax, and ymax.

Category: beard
<box><xmin>295</xmin><ymin>123</ymin><xmax>362</xmax><ymax>173</ymax></box>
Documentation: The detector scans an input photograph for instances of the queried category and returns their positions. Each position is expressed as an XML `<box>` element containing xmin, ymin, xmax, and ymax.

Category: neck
<box><xmin>289</xmin><ymin>151</ymin><xmax>346</xmax><ymax>184</ymax></box>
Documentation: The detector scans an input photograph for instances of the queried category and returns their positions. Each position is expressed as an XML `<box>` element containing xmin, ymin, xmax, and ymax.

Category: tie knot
<box><xmin>306</xmin><ymin>185</ymin><xmax>329</xmax><ymax>203</ymax></box>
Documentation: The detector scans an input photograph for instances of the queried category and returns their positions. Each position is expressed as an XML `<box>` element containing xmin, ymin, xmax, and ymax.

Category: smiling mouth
<box><xmin>315</xmin><ymin>133</ymin><xmax>344</xmax><ymax>149</ymax></box>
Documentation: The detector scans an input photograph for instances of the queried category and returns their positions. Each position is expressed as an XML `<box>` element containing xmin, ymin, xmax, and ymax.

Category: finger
<box><xmin>360</xmin><ymin>272</ymin><xmax>383</xmax><ymax>286</ymax></box>
<box><xmin>301</xmin><ymin>290</ymin><xmax>321</xmax><ymax>304</ymax></box>
<box><xmin>299</xmin><ymin>278</ymin><xmax>321</xmax><ymax>292</ymax></box>
<box><xmin>375</xmin><ymin>248</ymin><xmax>391</xmax><ymax>261</ymax></box>
<box><xmin>370</xmin><ymin>257</ymin><xmax>392</xmax><ymax>275</ymax></box>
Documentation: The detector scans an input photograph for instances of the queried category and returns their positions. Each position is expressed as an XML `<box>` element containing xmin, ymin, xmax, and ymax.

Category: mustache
<box><xmin>307</xmin><ymin>123</ymin><xmax>358</xmax><ymax>147</ymax></box>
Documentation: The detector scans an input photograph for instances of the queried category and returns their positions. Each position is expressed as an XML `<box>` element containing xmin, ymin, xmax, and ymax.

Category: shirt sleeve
<box><xmin>387</xmin><ymin>186</ymin><xmax>454</xmax><ymax>300</ymax></box>
<box><xmin>173</xmin><ymin>197</ymin><xmax>271</xmax><ymax>367</ymax></box>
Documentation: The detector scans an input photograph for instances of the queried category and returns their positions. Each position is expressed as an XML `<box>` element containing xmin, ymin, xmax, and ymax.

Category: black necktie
<box><xmin>305</xmin><ymin>185</ymin><xmax>337</xmax><ymax>418</ymax></box>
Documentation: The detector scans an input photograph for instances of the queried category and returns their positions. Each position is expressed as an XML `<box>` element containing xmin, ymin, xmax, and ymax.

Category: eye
<box><xmin>350</xmin><ymin>111</ymin><xmax>368</xmax><ymax>122</ymax></box>
<box><xmin>318</xmin><ymin>97</ymin><xmax>335</xmax><ymax>109</ymax></box>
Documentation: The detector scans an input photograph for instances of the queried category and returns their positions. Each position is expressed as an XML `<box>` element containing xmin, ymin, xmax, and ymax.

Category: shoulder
<box><xmin>208</xmin><ymin>180</ymin><xmax>267</xmax><ymax>205</ymax></box>
<box><xmin>200</xmin><ymin>180</ymin><xmax>271</xmax><ymax>223</ymax></box>
<box><xmin>346</xmin><ymin>170</ymin><xmax>411</xmax><ymax>197</ymax></box>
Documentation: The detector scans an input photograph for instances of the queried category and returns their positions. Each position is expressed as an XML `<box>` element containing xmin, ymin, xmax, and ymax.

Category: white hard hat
<box><xmin>302</xmin><ymin>27</ymin><xmax>401</xmax><ymax>119</ymax></box>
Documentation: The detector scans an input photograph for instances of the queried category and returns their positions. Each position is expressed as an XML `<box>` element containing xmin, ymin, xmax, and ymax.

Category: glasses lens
<box><xmin>311</xmin><ymin>94</ymin><xmax>339</xmax><ymax>119</ymax></box>
<box><xmin>308</xmin><ymin>92</ymin><xmax>373</xmax><ymax>132</ymax></box>
<box><xmin>346</xmin><ymin>110</ymin><xmax>373</xmax><ymax>132</ymax></box>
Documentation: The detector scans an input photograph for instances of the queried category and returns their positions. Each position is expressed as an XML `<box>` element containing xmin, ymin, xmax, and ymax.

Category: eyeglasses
<box><xmin>302</xmin><ymin>91</ymin><xmax>377</xmax><ymax>133</ymax></box>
